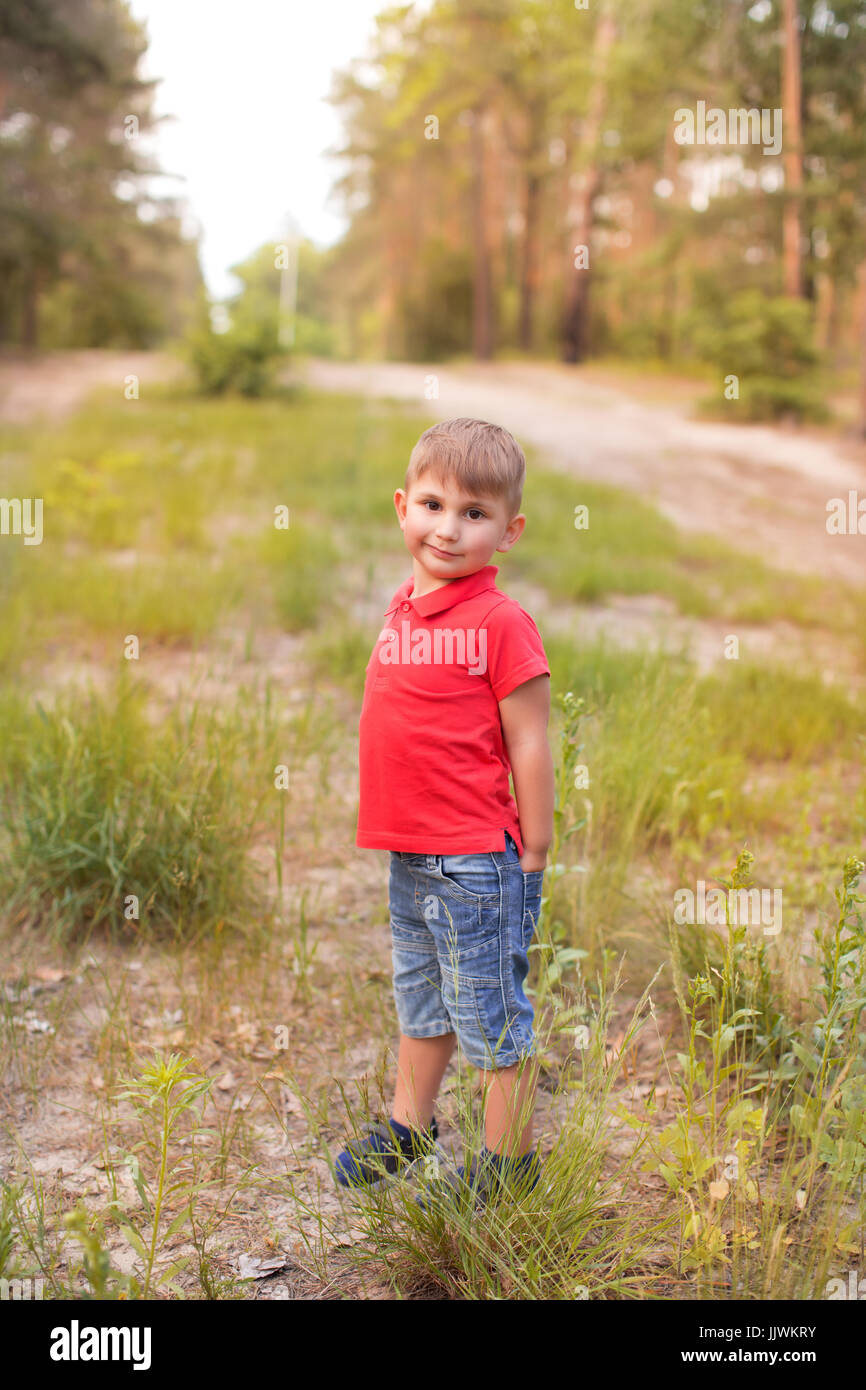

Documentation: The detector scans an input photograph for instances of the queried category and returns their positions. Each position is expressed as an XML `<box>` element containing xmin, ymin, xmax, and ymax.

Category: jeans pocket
<box><xmin>437</xmin><ymin>853</ymin><xmax>500</xmax><ymax>902</ymax></box>
<box><xmin>521</xmin><ymin>869</ymin><xmax>544</xmax><ymax>947</ymax></box>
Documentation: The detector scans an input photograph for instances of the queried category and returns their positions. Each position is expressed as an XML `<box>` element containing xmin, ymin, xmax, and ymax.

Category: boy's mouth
<box><xmin>427</xmin><ymin>544</ymin><xmax>460</xmax><ymax>559</ymax></box>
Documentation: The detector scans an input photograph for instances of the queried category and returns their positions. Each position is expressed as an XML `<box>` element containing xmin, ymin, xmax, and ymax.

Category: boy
<box><xmin>336</xmin><ymin>417</ymin><xmax>554</xmax><ymax>1202</ymax></box>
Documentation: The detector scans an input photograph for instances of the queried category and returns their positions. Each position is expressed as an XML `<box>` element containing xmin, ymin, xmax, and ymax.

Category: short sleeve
<box><xmin>484</xmin><ymin>600</ymin><xmax>550</xmax><ymax>702</ymax></box>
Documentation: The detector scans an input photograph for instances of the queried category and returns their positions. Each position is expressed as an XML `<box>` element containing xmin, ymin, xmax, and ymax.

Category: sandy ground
<box><xmin>0</xmin><ymin>350</ymin><xmax>860</xmax><ymax>1298</ymax></box>
<box><xmin>0</xmin><ymin>348</ymin><xmax>182</xmax><ymax>424</ymax></box>
<box><xmin>301</xmin><ymin>357</ymin><xmax>866</xmax><ymax>588</ymax></box>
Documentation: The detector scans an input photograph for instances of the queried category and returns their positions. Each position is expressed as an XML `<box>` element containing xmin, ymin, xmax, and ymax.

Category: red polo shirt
<box><xmin>356</xmin><ymin>564</ymin><xmax>550</xmax><ymax>854</ymax></box>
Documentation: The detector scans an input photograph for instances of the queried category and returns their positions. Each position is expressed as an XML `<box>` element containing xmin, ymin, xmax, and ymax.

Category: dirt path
<box><xmin>301</xmin><ymin>358</ymin><xmax>866</xmax><ymax>589</ymax></box>
<box><xmin>0</xmin><ymin>349</ymin><xmax>182</xmax><ymax>424</ymax></box>
<box><xmin>2</xmin><ymin>349</ymin><xmax>862</xmax><ymax>588</ymax></box>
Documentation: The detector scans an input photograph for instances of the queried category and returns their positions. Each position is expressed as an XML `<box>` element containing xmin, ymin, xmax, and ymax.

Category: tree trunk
<box><xmin>781</xmin><ymin>0</ymin><xmax>804</xmax><ymax>298</ymax></box>
<box><xmin>381</xmin><ymin>182</ymin><xmax>402</xmax><ymax>358</ymax></box>
<box><xmin>519</xmin><ymin>169</ymin><xmax>541</xmax><ymax>351</ymax></box>
<box><xmin>470</xmin><ymin>104</ymin><xmax>494</xmax><ymax>360</ymax></box>
<box><xmin>814</xmin><ymin>270</ymin><xmax>834</xmax><ymax>353</ymax></box>
<box><xmin>561</xmin><ymin>10</ymin><xmax>617</xmax><ymax>363</ymax></box>
<box><xmin>858</xmin><ymin>260</ymin><xmax>866</xmax><ymax>438</ymax></box>
<box><xmin>512</xmin><ymin>95</ymin><xmax>547</xmax><ymax>354</ymax></box>
<box><xmin>21</xmin><ymin>270</ymin><xmax>40</xmax><ymax>348</ymax></box>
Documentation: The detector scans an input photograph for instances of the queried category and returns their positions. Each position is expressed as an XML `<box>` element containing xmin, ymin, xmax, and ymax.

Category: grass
<box><xmin>0</xmin><ymin>376</ymin><xmax>864</xmax><ymax>1300</ymax></box>
<box><xmin>0</xmin><ymin>671</ymin><xmax>265</xmax><ymax>946</ymax></box>
<box><xmin>514</xmin><ymin>455</ymin><xmax>865</xmax><ymax>638</ymax></box>
<box><xmin>302</xmin><ymin>972</ymin><xmax>676</xmax><ymax>1300</ymax></box>
<box><xmin>1</xmin><ymin>382</ymin><xmax>864</xmax><ymax>676</ymax></box>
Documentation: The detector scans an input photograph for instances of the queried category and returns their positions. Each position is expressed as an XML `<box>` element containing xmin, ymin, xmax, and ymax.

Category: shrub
<box><xmin>0</xmin><ymin>675</ymin><xmax>261</xmax><ymax>942</ymax></box>
<box><xmin>183</xmin><ymin>299</ymin><xmax>286</xmax><ymax>397</ymax></box>
<box><xmin>691</xmin><ymin>290</ymin><xmax>829</xmax><ymax>422</ymax></box>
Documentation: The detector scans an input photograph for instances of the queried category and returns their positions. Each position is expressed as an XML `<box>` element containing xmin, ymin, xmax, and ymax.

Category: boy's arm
<box><xmin>499</xmin><ymin>674</ymin><xmax>554</xmax><ymax>872</ymax></box>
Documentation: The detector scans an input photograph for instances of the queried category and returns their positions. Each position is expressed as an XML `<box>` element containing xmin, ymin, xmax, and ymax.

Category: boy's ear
<box><xmin>496</xmin><ymin>513</ymin><xmax>526</xmax><ymax>552</ymax></box>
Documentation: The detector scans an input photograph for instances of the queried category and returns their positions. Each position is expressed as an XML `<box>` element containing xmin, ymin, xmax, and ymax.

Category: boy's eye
<box><xmin>422</xmin><ymin>500</ymin><xmax>486</xmax><ymax>520</ymax></box>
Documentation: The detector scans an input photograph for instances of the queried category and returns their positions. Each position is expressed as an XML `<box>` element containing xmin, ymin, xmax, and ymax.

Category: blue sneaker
<box><xmin>413</xmin><ymin>1146</ymin><xmax>541</xmax><ymax>1212</ymax></box>
<box><xmin>334</xmin><ymin>1116</ymin><xmax>439</xmax><ymax>1190</ymax></box>
<box><xmin>464</xmin><ymin>1147</ymin><xmax>541</xmax><ymax>1201</ymax></box>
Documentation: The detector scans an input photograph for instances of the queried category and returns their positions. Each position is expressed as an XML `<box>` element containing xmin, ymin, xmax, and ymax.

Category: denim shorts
<box><xmin>388</xmin><ymin>829</ymin><xmax>544</xmax><ymax>1069</ymax></box>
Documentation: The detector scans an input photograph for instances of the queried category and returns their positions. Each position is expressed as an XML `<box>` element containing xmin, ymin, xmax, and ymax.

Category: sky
<box><xmin>127</xmin><ymin>0</ymin><xmax>397</xmax><ymax>300</ymax></box>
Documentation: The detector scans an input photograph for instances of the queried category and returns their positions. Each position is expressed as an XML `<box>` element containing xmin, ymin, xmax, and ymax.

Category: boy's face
<box><xmin>394</xmin><ymin>469</ymin><xmax>525</xmax><ymax>588</ymax></box>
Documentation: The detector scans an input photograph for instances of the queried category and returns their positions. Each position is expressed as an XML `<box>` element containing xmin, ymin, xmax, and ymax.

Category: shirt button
<box><xmin>401</xmin><ymin>602</ymin><xmax>410</xmax><ymax>611</ymax></box>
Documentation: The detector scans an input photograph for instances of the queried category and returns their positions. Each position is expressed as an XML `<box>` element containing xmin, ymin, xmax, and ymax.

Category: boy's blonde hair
<box><xmin>405</xmin><ymin>418</ymin><xmax>526</xmax><ymax>521</ymax></box>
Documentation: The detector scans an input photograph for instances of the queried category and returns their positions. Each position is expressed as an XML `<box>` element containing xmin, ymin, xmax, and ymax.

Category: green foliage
<box><xmin>113</xmin><ymin>1051</ymin><xmax>215</xmax><ymax>1298</ymax></box>
<box><xmin>535</xmin><ymin>689</ymin><xmax>592</xmax><ymax>990</ymax></box>
<box><xmin>62</xmin><ymin>1206</ymin><xmax>139</xmax><ymax>1300</ymax></box>
<box><xmin>261</xmin><ymin>519</ymin><xmax>340</xmax><ymax>630</ymax></box>
<box><xmin>306</xmin><ymin>621</ymin><xmax>375</xmax><ymax>697</ymax></box>
<box><xmin>293</xmin><ymin>312</ymin><xmax>337</xmax><ymax>356</ymax></box>
<box><xmin>694</xmin><ymin>661</ymin><xmax>862</xmax><ymax>763</ymax></box>
<box><xmin>542</xmin><ymin>639</ymin><xmax>865</xmax><ymax>970</ymax></box>
<box><xmin>0</xmin><ymin>0</ymin><xmax>202</xmax><ymax>348</ymax></box>
<box><xmin>0</xmin><ymin>1181</ymin><xmax>17</xmax><ymax>1277</ymax></box>
<box><xmin>692</xmin><ymin>291</ymin><xmax>830</xmax><ymax>422</ymax></box>
<box><xmin>798</xmin><ymin>856</ymin><xmax>866</xmax><ymax>1099</ymax></box>
<box><xmin>683</xmin><ymin>849</ymin><xmax>792</xmax><ymax>1073</ymax></box>
<box><xmin>38</xmin><ymin>274</ymin><xmax>170</xmax><ymax>350</ymax></box>
<box><xmin>323</xmin><ymin>1</ymin><xmax>866</xmax><ymax>386</ymax></box>
<box><xmin>650</xmin><ymin>853</ymin><xmax>866</xmax><ymax>1293</ymax></box>
<box><xmin>0</xmin><ymin>674</ymin><xmax>262</xmax><ymax>943</ymax></box>
<box><xmin>394</xmin><ymin>239</ymin><xmax>473</xmax><ymax>361</ymax></box>
<box><xmin>211</xmin><ymin>239</ymin><xmax>337</xmax><ymax>362</ymax></box>
<box><xmin>183</xmin><ymin>299</ymin><xmax>286</xmax><ymax>398</ymax></box>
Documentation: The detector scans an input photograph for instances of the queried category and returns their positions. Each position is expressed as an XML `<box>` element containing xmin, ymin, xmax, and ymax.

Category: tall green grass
<box><xmin>541</xmin><ymin>641</ymin><xmax>864</xmax><ymax>968</ymax></box>
<box><xmin>0</xmin><ymin>672</ymin><xmax>263</xmax><ymax>944</ymax></box>
<box><xmin>284</xmin><ymin>972</ymin><xmax>676</xmax><ymax>1300</ymax></box>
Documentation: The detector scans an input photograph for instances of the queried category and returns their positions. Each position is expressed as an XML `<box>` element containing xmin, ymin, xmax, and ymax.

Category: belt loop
<box><xmin>426</xmin><ymin>854</ymin><xmax>437</xmax><ymax>870</ymax></box>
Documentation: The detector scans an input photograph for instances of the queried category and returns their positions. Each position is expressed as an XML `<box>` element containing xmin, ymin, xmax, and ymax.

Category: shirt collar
<box><xmin>393</xmin><ymin>564</ymin><xmax>500</xmax><ymax>618</ymax></box>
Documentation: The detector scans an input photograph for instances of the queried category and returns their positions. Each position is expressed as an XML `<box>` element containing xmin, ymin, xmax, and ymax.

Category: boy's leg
<box><xmin>392</xmin><ymin>1031</ymin><xmax>457</xmax><ymax>1130</ymax></box>
<box><xmin>480</xmin><ymin>1055</ymin><xmax>538</xmax><ymax>1156</ymax></box>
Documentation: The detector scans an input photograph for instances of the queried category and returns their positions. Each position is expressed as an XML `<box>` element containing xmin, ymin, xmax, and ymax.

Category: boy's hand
<box><xmin>519</xmin><ymin>852</ymin><xmax>547</xmax><ymax>873</ymax></box>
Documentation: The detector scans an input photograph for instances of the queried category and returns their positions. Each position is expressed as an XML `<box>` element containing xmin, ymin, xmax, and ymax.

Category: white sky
<box><xmin>127</xmin><ymin>0</ymin><xmax>396</xmax><ymax>299</ymax></box>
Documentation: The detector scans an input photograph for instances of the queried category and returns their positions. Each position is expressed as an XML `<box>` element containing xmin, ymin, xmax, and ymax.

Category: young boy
<box><xmin>336</xmin><ymin>417</ymin><xmax>554</xmax><ymax>1201</ymax></box>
